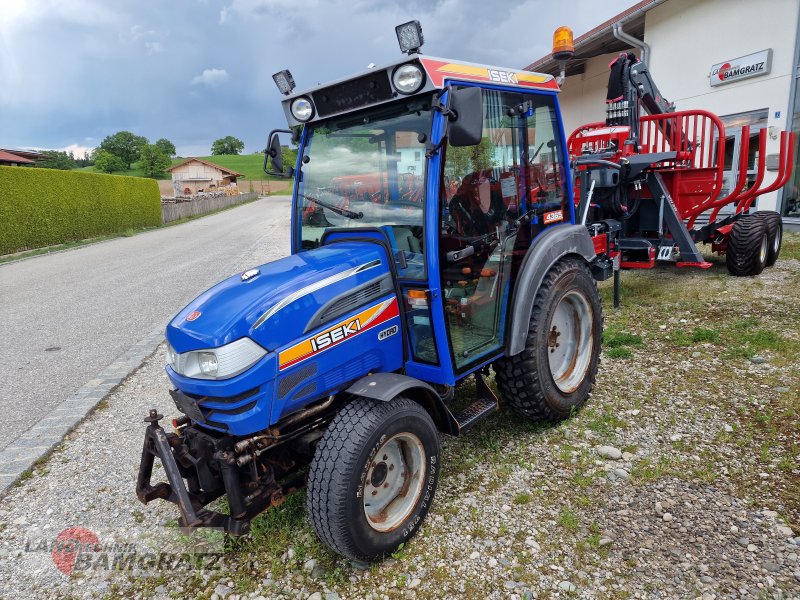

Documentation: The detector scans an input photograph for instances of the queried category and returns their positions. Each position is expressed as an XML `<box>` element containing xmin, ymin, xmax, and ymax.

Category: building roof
<box><xmin>524</xmin><ymin>0</ymin><xmax>668</xmax><ymax>77</ymax></box>
<box><xmin>167</xmin><ymin>157</ymin><xmax>244</xmax><ymax>178</ymax></box>
<box><xmin>0</xmin><ymin>148</ymin><xmax>47</xmax><ymax>161</ymax></box>
<box><xmin>0</xmin><ymin>150</ymin><xmax>35</xmax><ymax>164</ymax></box>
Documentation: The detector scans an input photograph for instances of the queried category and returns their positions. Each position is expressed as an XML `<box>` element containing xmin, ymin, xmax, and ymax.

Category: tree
<box><xmin>138</xmin><ymin>144</ymin><xmax>172</xmax><ymax>178</ymax></box>
<box><xmin>98</xmin><ymin>131</ymin><xmax>148</xmax><ymax>169</ymax></box>
<box><xmin>35</xmin><ymin>150</ymin><xmax>77</xmax><ymax>170</ymax></box>
<box><xmin>75</xmin><ymin>151</ymin><xmax>93</xmax><ymax>168</ymax></box>
<box><xmin>211</xmin><ymin>136</ymin><xmax>245</xmax><ymax>155</ymax></box>
<box><xmin>154</xmin><ymin>138</ymin><xmax>176</xmax><ymax>157</ymax></box>
<box><xmin>93</xmin><ymin>149</ymin><xmax>127</xmax><ymax>173</ymax></box>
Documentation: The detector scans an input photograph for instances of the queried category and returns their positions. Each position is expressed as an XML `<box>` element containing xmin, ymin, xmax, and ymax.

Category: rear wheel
<box><xmin>307</xmin><ymin>397</ymin><xmax>440</xmax><ymax>562</ymax></box>
<box><xmin>726</xmin><ymin>216</ymin><xmax>769</xmax><ymax>276</ymax></box>
<box><xmin>750</xmin><ymin>211</ymin><xmax>782</xmax><ymax>267</ymax></box>
<box><xmin>494</xmin><ymin>258</ymin><xmax>602</xmax><ymax>421</ymax></box>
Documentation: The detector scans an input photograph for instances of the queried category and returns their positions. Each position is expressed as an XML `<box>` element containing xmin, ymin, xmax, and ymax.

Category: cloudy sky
<box><xmin>0</xmin><ymin>0</ymin><xmax>634</xmax><ymax>157</ymax></box>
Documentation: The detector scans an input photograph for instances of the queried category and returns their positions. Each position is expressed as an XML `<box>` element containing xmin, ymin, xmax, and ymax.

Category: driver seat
<box><xmin>393</xmin><ymin>227</ymin><xmax>422</xmax><ymax>254</ymax></box>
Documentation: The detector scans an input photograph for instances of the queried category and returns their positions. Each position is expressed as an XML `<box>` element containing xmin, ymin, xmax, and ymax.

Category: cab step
<box><xmin>452</xmin><ymin>372</ymin><xmax>499</xmax><ymax>433</ymax></box>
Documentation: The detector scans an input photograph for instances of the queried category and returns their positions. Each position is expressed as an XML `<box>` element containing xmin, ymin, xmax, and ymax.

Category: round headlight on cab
<box><xmin>291</xmin><ymin>96</ymin><xmax>314</xmax><ymax>122</ymax></box>
<box><xmin>392</xmin><ymin>63</ymin><xmax>425</xmax><ymax>95</ymax></box>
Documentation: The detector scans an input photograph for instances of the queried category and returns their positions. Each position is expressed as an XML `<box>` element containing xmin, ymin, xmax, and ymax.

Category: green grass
<box><xmin>513</xmin><ymin>492</ymin><xmax>532</xmax><ymax>505</ymax></box>
<box><xmin>79</xmin><ymin>153</ymin><xmax>283</xmax><ymax>181</ymax></box>
<box><xmin>691</xmin><ymin>327</ymin><xmax>720</xmax><ymax>343</ymax></box>
<box><xmin>603</xmin><ymin>330</ymin><xmax>643</xmax><ymax>348</ymax></box>
<box><xmin>558</xmin><ymin>508</ymin><xmax>580</xmax><ymax>532</ymax></box>
<box><xmin>606</xmin><ymin>347</ymin><xmax>632</xmax><ymax>359</ymax></box>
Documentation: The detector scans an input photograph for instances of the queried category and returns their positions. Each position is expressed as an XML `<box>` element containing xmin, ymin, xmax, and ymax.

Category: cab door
<box><xmin>435</xmin><ymin>86</ymin><xmax>570</xmax><ymax>377</ymax></box>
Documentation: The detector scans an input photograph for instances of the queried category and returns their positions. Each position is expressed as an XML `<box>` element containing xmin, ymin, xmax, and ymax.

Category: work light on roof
<box><xmin>272</xmin><ymin>69</ymin><xmax>296</xmax><ymax>96</ymax></box>
<box><xmin>395</xmin><ymin>20</ymin><xmax>424</xmax><ymax>55</ymax></box>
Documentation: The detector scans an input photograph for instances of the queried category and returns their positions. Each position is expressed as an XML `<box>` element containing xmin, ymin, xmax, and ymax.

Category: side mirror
<box><xmin>448</xmin><ymin>87</ymin><xmax>484</xmax><ymax>147</ymax></box>
<box><xmin>263</xmin><ymin>129</ymin><xmax>294</xmax><ymax>178</ymax></box>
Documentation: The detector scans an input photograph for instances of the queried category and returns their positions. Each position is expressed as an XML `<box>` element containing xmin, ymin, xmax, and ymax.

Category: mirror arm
<box><xmin>425</xmin><ymin>87</ymin><xmax>455</xmax><ymax>159</ymax></box>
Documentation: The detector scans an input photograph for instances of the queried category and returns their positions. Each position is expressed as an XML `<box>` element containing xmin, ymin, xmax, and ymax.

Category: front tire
<box><xmin>726</xmin><ymin>216</ymin><xmax>769</xmax><ymax>276</ymax></box>
<box><xmin>494</xmin><ymin>258</ymin><xmax>602</xmax><ymax>421</ymax></box>
<box><xmin>750</xmin><ymin>211</ymin><xmax>782</xmax><ymax>267</ymax></box>
<box><xmin>307</xmin><ymin>397</ymin><xmax>440</xmax><ymax>562</ymax></box>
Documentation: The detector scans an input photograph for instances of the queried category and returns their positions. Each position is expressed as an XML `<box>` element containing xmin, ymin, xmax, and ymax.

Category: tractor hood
<box><xmin>166</xmin><ymin>241</ymin><xmax>392</xmax><ymax>354</ymax></box>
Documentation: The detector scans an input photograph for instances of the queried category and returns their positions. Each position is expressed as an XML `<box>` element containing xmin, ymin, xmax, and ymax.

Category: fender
<box><xmin>506</xmin><ymin>224</ymin><xmax>596</xmax><ymax>356</ymax></box>
<box><xmin>346</xmin><ymin>372</ymin><xmax>458</xmax><ymax>435</ymax></box>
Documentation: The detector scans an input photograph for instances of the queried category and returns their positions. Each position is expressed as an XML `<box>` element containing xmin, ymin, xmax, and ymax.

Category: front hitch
<box><xmin>135</xmin><ymin>408</ymin><xmax>302</xmax><ymax>536</ymax></box>
<box><xmin>136</xmin><ymin>409</ymin><xmax>204</xmax><ymax>528</ymax></box>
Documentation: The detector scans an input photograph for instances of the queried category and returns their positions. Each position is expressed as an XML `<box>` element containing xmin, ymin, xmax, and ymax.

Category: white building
<box><xmin>525</xmin><ymin>0</ymin><xmax>800</xmax><ymax>227</ymax></box>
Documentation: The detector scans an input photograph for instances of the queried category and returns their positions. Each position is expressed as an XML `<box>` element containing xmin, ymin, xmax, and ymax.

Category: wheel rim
<box><xmin>773</xmin><ymin>226</ymin><xmax>781</xmax><ymax>255</ymax></box>
<box><xmin>759</xmin><ymin>233</ymin><xmax>768</xmax><ymax>265</ymax></box>
<box><xmin>547</xmin><ymin>289</ymin><xmax>594</xmax><ymax>394</ymax></box>
<box><xmin>363</xmin><ymin>432</ymin><xmax>426</xmax><ymax>532</ymax></box>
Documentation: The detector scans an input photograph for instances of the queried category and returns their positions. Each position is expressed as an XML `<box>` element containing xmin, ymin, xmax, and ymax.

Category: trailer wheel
<box><xmin>750</xmin><ymin>211</ymin><xmax>782</xmax><ymax>267</ymax></box>
<box><xmin>307</xmin><ymin>396</ymin><xmax>440</xmax><ymax>562</ymax></box>
<box><xmin>494</xmin><ymin>258</ymin><xmax>602</xmax><ymax>421</ymax></box>
<box><xmin>726</xmin><ymin>216</ymin><xmax>769</xmax><ymax>276</ymax></box>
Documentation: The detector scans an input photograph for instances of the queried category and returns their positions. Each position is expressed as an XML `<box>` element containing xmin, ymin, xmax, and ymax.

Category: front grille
<box><xmin>294</xmin><ymin>381</ymin><xmax>318</xmax><ymax>400</ymax></box>
<box><xmin>187</xmin><ymin>387</ymin><xmax>259</xmax><ymax>405</ymax></box>
<box><xmin>209</xmin><ymin>400</ymin><xmax>258</xmax><ymax>416</ymax></box>
<box><xmin>278</xmin><ymin>362</ymin><xmax>318</xmax><ymax>398</ymax></box>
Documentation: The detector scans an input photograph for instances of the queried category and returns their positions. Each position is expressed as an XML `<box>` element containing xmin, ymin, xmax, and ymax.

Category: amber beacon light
<box><xmin>552</xmin><ymin>26</ymin><xmax>575</xmax><ymax>61</ymax></box>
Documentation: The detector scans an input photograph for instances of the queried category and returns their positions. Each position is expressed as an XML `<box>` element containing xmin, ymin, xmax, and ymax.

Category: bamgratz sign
<box><xmin>710</xmin><ymin>49</ymin><xmax>772</xmax><ymax>87</ymax></box>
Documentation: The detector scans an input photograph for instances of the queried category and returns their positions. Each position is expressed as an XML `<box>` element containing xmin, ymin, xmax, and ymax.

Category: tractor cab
<box><xmin>266</xmin><ymin>32</ymin><xmax>575</xmax><ymax>385</ymax></box>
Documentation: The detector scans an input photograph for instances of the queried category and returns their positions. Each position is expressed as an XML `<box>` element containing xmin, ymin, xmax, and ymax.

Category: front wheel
<box><xmin>494</xmin><ymin>258</ymin><xmax>603</xmax><ymax>421</ymax></box>
<box><xmin>307</xmin><ymin>397</ymin><xmax>440</xmax><ymax>562</ymax></box>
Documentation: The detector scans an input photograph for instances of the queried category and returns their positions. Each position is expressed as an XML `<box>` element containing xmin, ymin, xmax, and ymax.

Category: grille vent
<box><xmin>278</xmin><ymin>362</ymin><xmax>318</xmax><ymax>398</ymax></box>
<box><xmin>319</xmin><ymin>281</ymin><xmax>383</xmax><ymax>322</ymax></box>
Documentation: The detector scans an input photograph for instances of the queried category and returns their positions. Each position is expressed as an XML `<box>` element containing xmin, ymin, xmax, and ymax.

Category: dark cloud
<box><xmin>0</xmin><ymin>0</ymin><xmax>634</xmax><ymax>156</ymax></box>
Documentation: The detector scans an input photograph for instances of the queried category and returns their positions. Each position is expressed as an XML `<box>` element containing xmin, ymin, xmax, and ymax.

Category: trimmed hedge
<box><xmin>0</xmin><ymin>166</ymin><xmax>161</xmax><ymax>254</ymax></box>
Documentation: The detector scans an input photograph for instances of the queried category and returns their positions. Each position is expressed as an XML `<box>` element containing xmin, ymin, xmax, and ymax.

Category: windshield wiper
<box><xmin>298</xmin><ymin>193</ymin><xmax>363</xmax><ymax>220</ymax></box>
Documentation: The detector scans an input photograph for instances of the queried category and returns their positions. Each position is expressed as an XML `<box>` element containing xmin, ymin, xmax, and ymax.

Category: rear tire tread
<box><xmin>750</xmin><ymin>211</ymin><xmax>782</xmax><ymax>267</ymax></box>
<box><xmin>494</xmin><ymin>258</ymin><xmax>602</xmax><ymax>421</ymax></box>
<box><xmin>726</xmin><ymin>216</ymin><xmax>769</xmax><ymax>276</ymax></box>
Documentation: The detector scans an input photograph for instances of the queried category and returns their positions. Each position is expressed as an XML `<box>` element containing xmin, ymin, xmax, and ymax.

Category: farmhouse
<box><xmin>166</xmin><ymin>158</ymin><xmax>243</xmax><ymax>196</ymax></box>
<box><xmin>0</xmin><ymin>148</ymin><xmax>46</xmax><ymax>167</ymax></box>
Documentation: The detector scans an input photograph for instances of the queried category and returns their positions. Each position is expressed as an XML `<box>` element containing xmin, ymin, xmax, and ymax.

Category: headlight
<box><xmin>392</xmin><ymin>64</ymin><xmax>425</xmax><ymax>94</ymax></box>
<box><xmin>198</xmin><ymin>352</ymin><xmax>219</xmax><ymax>377</ymax></box>
<box><xmin>167</xmin><ymin>338</ymin><xmax>267</xmax><ymax>380</ymax></box>
<box><xmin>166</xmin><ymin>343</ymin><xmax>178</xmax><ymax>368</ymax></box>
<box><xmin>290</xmin><ymin>96</ymin><xmax>314</xmax><ymax>122</ymax></box>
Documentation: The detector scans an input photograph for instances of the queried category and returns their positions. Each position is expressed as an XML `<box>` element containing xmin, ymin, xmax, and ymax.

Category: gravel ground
<box><xmin>0</xmin><ymin>235</ymin><xmax>798</xmax><ymax>600</ymax></box>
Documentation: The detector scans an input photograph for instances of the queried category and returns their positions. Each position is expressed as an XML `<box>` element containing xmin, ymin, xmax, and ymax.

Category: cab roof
<box><xmin>280</xmin><ymin>55</ymin><xmax>558</xmax><ymax>126</ymax></box>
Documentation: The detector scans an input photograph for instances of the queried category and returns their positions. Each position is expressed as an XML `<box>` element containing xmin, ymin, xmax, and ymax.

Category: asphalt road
<box><xmin>0</xmin><ymin>196</ymin><xmax>292</xmax><ymax>451</ymax></box>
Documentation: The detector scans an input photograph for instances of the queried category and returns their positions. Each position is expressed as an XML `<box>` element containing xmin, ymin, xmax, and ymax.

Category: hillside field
<box><xmin>79</xmin><ymin>153</ymin><xmax>282</xmax><ymax>181</ymax></box>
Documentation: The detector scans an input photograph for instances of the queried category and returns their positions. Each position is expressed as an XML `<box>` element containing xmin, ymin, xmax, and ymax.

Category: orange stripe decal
<box><xmin>278</xmin><ymin>298</ymin><xmax>399</xmax><ymax>371</ymax></box>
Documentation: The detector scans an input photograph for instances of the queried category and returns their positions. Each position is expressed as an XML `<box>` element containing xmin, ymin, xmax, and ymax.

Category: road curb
<box><xmin>0</xmin><ymin>328</ymin><xmax>165</xmax><ymax>495</ymax></box>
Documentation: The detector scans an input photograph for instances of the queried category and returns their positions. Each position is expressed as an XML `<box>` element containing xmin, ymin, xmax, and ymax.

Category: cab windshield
<box><xmin>296</xmin><ymin>96</ymin><xmax>433</xmax><ymax>279</ymax></box>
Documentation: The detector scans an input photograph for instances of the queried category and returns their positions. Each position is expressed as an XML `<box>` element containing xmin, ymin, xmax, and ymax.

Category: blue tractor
<box><xmin>137</xmin><ymin>21</ymin><xmax>613</xmax><ymax>562</ymax></box>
